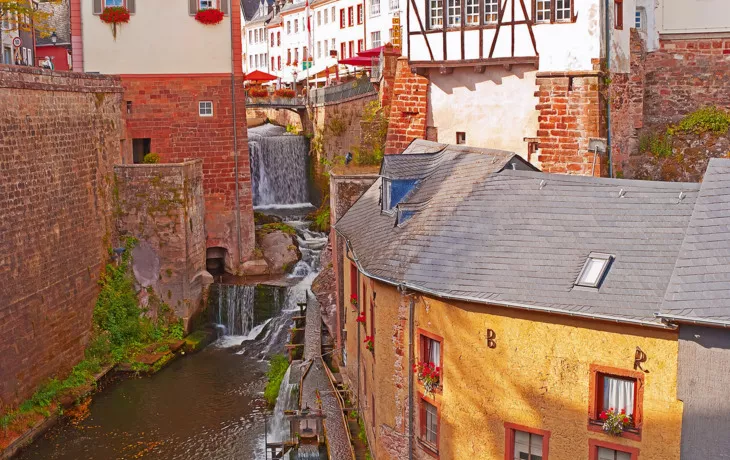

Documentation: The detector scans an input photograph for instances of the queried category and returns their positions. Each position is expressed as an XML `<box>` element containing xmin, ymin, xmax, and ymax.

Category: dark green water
<box><xmin>15</xmin><ymin>347</ymin><xmax>269</xmax><ymax>460</ymax></box>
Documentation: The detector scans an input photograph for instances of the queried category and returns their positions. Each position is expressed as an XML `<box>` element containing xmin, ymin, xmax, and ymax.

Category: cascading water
<box><xmin>249</xmin><ymin>124</ymin><xmax>310</xmax><ymax>208</ymax></box>
<box><xmin>215</xmin><ymin>284</ymin><xmax>255</xmax><ymax>336</ymax></box>
<box><xmin>267</xmin><ymin>366</ymin><xmax>296</xmax><ymax>443</ymax></box>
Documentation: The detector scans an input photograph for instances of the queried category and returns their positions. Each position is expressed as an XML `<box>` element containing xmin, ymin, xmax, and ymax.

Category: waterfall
<box><xmin>216</xmin><ymin>284</ymin><xmax>255</xmax><ymax>336</ymax></box>
<box><xmin>267</xmin><ymin>366</ymin><xmax>296</xmax><ymax>443</ymax></box>
<box><xmin>249</xmin><ymin>124</ymin><xmax>310</xmax><ymax>208</ymax></box>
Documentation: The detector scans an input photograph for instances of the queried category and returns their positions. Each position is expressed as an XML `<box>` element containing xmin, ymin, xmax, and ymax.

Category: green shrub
<box><xmin>264</xmin><ymin>354</ymin><xmax>290</xmax><ymax>407</ymax></box>
<box><xmin>143</xmin><ymin>153</ymin><xmax>161</xmax><ymax>164</ymax></box>
<box><xmin>670</xmin><ymin>106</ymin><xmax>730</xmax><ymax>135</ymax></box>
<box><xmin>639</xmin><ymin>131</ymin><xmax>673</xmax><ymax>158</ymax></box>
<box><xmin>308</xmin><ymin>203</ymin><xmax>330</xmax><ymax>233</ymax></box>
<box><xmin>258</xmin><ymin>222</ymin><xmax>296</xmax><ymax>236</ymax></box>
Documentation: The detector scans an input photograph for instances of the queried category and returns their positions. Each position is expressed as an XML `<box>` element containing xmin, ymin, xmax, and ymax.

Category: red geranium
<box><xmin>248</xmin><ymin>88</ymin><xmax>269</xmax><ymax>97</ymax></box>
<box><xmin>195</xmin><ymin>8</ymin><xmax>224</xmax><ymax>25</ymax></box>
<box><xmin>414</xmin><ymin>360</ymin><xmax>441</xmax><ymax>395</ymax></box>
<box><xmin>356</xmin><ymin>313</ymin><xmax>366</xmax><ymax>323</ymax></box>
<box><xmin>364</xmin><ymin>335</ymin><xmax>374</xmax><ymax>352</ymax></box>
<box><xmin>349</xmin><ymin>293</ymin><xmax>358</xmax><ymax>308</ymax></box>
<box><xmin>100</xmin><ymin>6</ymin><xmax>130</xmax><ymax>24</ymax></box>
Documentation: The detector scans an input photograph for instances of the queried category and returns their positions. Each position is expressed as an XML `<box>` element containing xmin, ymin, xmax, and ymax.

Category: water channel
<box><xmin>16</xmin><ymin>125</ymin><xmax>320</xmax><ymax>460</ymax></box>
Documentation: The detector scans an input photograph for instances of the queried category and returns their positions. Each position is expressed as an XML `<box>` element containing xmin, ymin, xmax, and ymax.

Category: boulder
<box><xmin>242</xmin><ymin>259</ymin><xmax>270</xmax><ymax>276</ymax></box>
<box><xmin>260</xmin><ymin>230</ymin><xmax>301</xmax><ymax>275</ymax></box>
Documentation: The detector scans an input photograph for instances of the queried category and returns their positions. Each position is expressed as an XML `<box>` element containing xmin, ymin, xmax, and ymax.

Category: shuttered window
<box><xmin>94</xmin><ymin>0</ymin><xmax>135</xmax><ymax>14</ymax></box>
<box><xmin>189</xmin><ymin>0</ymin><xmax>229</xmax><ymax>15</ymax></box>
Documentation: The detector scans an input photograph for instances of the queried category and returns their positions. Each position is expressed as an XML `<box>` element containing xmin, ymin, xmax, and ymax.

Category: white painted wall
<box><xmin>244</xmin><ymin>21</ymin><xmax>270</xmax><ymax>72</ymax></box>
<box><xmin>82</xmin><ymin>0</ymin><xmax>233</xmax><ymax>74</ymax></box>
<box><xmin>366</xmin><ymin>0</ymin><xmax>401</xmax><ymax>49</ymax></box>
<box><xmin>659</xmin><ymin>0</ymin><xmax>730</xmax><ymax>34</ymax></box>
<box><xmin>427</xmin><ymin>66</ymin><xmax>539</xmax><ymax>160</ymax></box>
<box><xmin>408</xmin><ymin>0</ymin><xmax>603</xmax><ymax>72</ymax></box>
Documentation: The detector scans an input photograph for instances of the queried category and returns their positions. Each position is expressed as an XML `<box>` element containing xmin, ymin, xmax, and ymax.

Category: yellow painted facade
<box><xmin>342</xmin><ymin>256</ymin><xmax>684</xmax><ymax>460</ymax></box>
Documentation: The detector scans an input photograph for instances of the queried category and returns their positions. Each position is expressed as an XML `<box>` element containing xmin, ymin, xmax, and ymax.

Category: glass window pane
<box><xmin>597</xmin><ymin>447</ymin><xmax>615</xmax><ymax>460</ymax></box>
<box><xmin>430</xmin><ymin>339</ymin><xmax>440</xmax><ymax>365</ymax></box>
<box><xmin>580</xmin><ymin>258</ymin><xmax>607</xmax><ymax>286</ymax></box>
<box><xmin>602</xmin><ymin>376</ymin><xmax>635</xmax><ymax>417</ymax></box>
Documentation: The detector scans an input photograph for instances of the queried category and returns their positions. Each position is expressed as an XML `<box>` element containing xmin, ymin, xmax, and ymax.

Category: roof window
<box><xmin>382</xmin><ymin>178</ymin><xmax>418</xmax><ymax>211</ymax></box>
<box><xmin>575</xmin><ymin>253</ymin><xmax>614</xmax><ymax>288</ymax></box>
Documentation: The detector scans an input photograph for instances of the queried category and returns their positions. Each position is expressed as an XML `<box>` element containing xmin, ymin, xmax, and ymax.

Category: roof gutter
<box><xmin>655</xmin><ymin>313</ymin><xmax>730</xmax><ymax>329</ymax></box>
<box><xmin>338</xmin><ymin>231</ymin><xmax>676</xmax><ymax>331</ymax></box>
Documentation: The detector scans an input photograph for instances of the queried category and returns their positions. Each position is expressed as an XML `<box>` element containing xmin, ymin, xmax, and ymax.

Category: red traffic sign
<box><xmin>12</xmin><ymin>37</ymin><xmax>22</xmax><ymax>48</ymax></box>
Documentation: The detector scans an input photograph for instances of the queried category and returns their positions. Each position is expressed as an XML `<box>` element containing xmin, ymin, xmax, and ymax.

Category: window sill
<box><xmin>416</xmin><ymin>381</ymin><xmax>442</xmax><ymax>396</ymax></box>
<box><xmin>417</xmin><ymin>438</ymin><xmax>439</xmax><ymax>458</ymax></box>
<box><xmin>587</xmin><ymin>419</ymin><xmax>641</xmax><ymax>442</ymax></box>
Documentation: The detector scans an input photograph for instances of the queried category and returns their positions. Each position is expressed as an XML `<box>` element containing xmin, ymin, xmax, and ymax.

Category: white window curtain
<box><xmin>514</xmin><ymin>431</ymin><xmax>543</xmax><ymax>460</ymax></box>
<box><xmin>603</xmin><ymin>376</ymin><xmax>634</xmax><ymax>416</ymax></box>
<box><xmin>429</xmin><ymin>340</ymin><xmax>440</xmax><ymax>365</ymax></box>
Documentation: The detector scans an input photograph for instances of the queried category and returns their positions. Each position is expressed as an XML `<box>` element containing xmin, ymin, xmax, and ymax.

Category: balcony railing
<box><xmin>309</xmin><ymin>77</ymin><xmax>377</xmax><ymax>106</ymax></box>
<box><xmin>245</xmin><ymin>95</ymin><xmax>306</xmax><ymax>108</ymax></box>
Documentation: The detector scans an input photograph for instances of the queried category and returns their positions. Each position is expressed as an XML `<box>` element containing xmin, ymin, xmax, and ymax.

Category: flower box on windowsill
<box><xmin>99</xmin><ymin>6</ymin><xmax>130</xmax><ymax>40</ymax></box>
<box><xmin>195</xmin><ymin>8</ymin><xmax>224</xmax><ymax>25</ymax></box>
<box><xmin>588</xmin><ymin>418</ymin><xmax>641</xmax><ymax>441</ymax></box>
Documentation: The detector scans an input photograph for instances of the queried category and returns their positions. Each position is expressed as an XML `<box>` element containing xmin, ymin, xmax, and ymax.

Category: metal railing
<box><xmin>245</xmin><ymin>95</ymin><xmax>306</xmax><ymax>108</ymax></box>
<box><xmin>309</xmin><ymin>77</ymin><xmax>377</xmax><ymax>106</ymax></box>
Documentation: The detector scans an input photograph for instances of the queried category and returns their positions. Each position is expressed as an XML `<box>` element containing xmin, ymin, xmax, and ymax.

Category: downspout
<box><xmin>407</xmin><ymin>294</ymin><xmax>415</xmax><ymax>460</ymax></box>
<box><xmin>230</xmin><ymin>6</ymin><xmax>243</xmax><ymax>269</ymax></box>
<box><xmin>605</xmin><ymin>0</ymin><xmax>613</xmax><ymax>178</ymax></box>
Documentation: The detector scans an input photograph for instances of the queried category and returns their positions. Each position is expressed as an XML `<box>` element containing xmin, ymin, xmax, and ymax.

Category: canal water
<box><xmin>16</xmin><ymin>219</ymin><xmax>326</xmax><ymax>460</ymax></box>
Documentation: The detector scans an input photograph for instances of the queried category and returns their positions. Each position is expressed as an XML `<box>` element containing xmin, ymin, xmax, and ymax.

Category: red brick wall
<box><xmin>384</xmin><ymin>57</ymin><xmax>428</xmax><ymax>155</ymax></box>
<box><xmin>644</xmin><ymin>36</ymin><xmax>730</xmax><ymax>127</ymax></box>
<box><xmin>534</xmin><ymin>74</ymin><xmax>605</xmax><ymax>176</ymax></box>
<box><xmin>122</xmin><ymin>74</ymin><xmax>255</xmax><ymax>272</ymax></box>
<box><xmin>0</xmin><ymin>66</ymin><xmax>124</xmax><ymax>411</ymax></box>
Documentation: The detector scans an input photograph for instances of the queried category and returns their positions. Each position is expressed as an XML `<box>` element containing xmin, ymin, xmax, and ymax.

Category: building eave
<box><xmin>654</xmin><ymin>313</ymin><xmax>730</xmax><ymax>329</ymax></box>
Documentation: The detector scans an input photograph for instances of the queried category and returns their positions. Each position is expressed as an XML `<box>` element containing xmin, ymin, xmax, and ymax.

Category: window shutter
<box><xmin>93</xmin><ymin>0</ymin><xmax>102</xmax><ymax>15</ymax></box>
<box><xmin>189</xmin><ymin>0</ymin><xmax>198</xmax><ymax>15</ymax></box>
<box><xmin>127</xmin><ymin>0</ymin><xmax>136</xmax><ymax>14</ymax></box>
<box><xmin>220</xmin><ymin>0</ymin><xmax>229</xmax><ymax>15</ymax></box>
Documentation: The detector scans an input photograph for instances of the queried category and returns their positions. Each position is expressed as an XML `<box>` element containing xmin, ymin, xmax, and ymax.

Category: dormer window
<box><xmin>575</xmin><ymin>253</ymin><xmax>613</xmax><ymax>288</ymax></box>
<box><xmin>382</xmin><ymin>178</ymin><xmax>419</xmax><ymax>212</ymax></box>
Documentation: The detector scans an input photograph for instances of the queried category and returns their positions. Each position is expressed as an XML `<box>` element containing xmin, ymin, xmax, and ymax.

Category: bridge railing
<box><xmin>309</xmin><ymin>77</ymin><xmax>376</xmax><ymax>106</ymax></box>
<box><xmin>245</xmin><ymin>95</ymin><xmax>306</xmax><ymax>108</ymax></box>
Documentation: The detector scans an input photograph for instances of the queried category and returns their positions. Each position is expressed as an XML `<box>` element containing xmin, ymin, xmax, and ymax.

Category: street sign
<box><xmin>12</xmin><ymin>37</ymin><xmax>22</xmax><ymax>48</ymax></box>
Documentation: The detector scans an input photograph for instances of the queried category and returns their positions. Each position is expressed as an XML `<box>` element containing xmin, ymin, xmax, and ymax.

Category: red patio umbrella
<box><xmin>339</xmin><ymin>56</ymin><xmax>377</xmax><ymax>67</ymax></box>
<box><xmin>244</xmin><ymin>70</ymin><xmax>277</xmax><ymax>82</ymax></box>
<box><xmin>358</xmin><ymin>46</ymin><xmax>401</xmax><ymax>57</ymax></box>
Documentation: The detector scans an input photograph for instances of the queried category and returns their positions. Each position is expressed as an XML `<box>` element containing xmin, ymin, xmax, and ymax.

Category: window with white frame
<box><xmin>635</xmin><ymin>7</ymin><xmax>644</xmax><ymax>29</ymax></box>
<box><xmin>331</xmin><ymin>6</ymin><xmax>336</xmax><ymax>25</ymax></box>
<box><xmin>317</xmin><ymin>10</ymin><xmax>321</xmax><ymax>25</ymax></box>
<box><xmin>248</xmin><ymin>30</ymin><xmax>252</xmax><ymax>43</ymax></box>
<box><xmin>575</xmin><ymin>253</ymin><xmax>613</xmax><ymax>288</ymax></box>
<box><xmin>389</xmin><ymin>0</ymin><xmax>398</xmax><ymax>11</ymax></box>
<box><xmin>484</xmin><ymin>0</ymin><xmax>498</xmax><ymax>23</ymax></box>
<box><xmin>371</xmin><ymin>31</ymin><xmax>381</xmax><ymax>48</ymax></box>
<box><xmin>447</xmin><ymin>0</ymin><xmax>460</xmax><ymax>27</ymax></box>
<box><xmin>555</xmin><ymin>0</ymin><xmax>571</xmax><ymax>21</ymax></box>
<box><xmin>105</xmin><ymin>0</ymin><xmax>123</xmax><ymax>6</ymax></box>
<box><xmin>535</xmin><ymin>0</ymin><xmax>551</xmax><ymax>23</ymax></box>
<box><xmin>317</xmin><ymin>41</ymin><xmax>321</xmax><ymax>58</ymax></box>
<box><xmin>371</xmin><ymin>0</ymin><xmax>380</xmax><ymax>16</ymax></box>
<box><xmin>429</xmin><ymin>0</ymin><xmax>443</xmax><ymax>28</ymax></box>
<box><xmin>331</xmin><ymin>38</ymin><xmax>336</xmax><ymax>51</ymax></box>
<box><xmin>294</xmin><ymin>19</ymin><xmax>298</xmax><ymax>32</ymax></box>
<box><xmin>465</xmin><ymin>0</ymin><xmax>478</xmax><ymax>25</ymax></box>
<box><xmin>324</xmin><ymin>40</ymin><xmax>329</xmax><ymax>55</ymax></box>
<box><xmin>287</xmin><ymin>21</ymin><xmax>291</xmax><ymax>33</ymax></box>
<box><xmin>199</xmin><ymin>101</ymin><xmax>213</xmax><ymax>117</ymax></box>
<box><xmin>422</xmin><ymin>399</ymin><xmax>438</xmax><ymax>447</ymax></box>
<box><xmin>324</xmin><ymin>8</ymin><xmax>329</xmax><ymax>23</ymax></box>
<box><xmin>199</xmin><ymin>0</ymin><xmax>213</xmax><ymax>9</ymax></box>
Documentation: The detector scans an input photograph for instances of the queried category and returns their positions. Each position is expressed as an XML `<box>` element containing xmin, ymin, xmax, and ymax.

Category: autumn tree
<box><xmin>0</xmin><ymin>0</ymin><xmax>61</xmax><ymax>39</ymax></box>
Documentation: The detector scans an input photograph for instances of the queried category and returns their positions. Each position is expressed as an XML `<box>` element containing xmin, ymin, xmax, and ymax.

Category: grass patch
<box><xmin>258</xmin><ymin>222</ymin><xmax>296</xmax><ymax>236</ymax></box>
<box><xmin>307</xmin><ymin>203</ymin><xmax>330</xmax><ymax>233</ymax></box>
<box><xmin>639</xmin><ymin>131</ymin><xmax>674</xmax><ymax>158</ymax></box>
<box><xmin>264</xmin><ymin>355</ymin><xmax>290</xmax><ymax>408</ymax></box>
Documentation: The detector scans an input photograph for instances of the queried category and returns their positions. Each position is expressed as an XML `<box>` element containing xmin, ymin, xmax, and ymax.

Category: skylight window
<box><xmin>575</xmin><ymin>253</ymin><xmax>614</xmax><ymax>288</ymax></box>
<box><xmin>382</xmin><ymin>178</ymin><xmax>418</xmax><ymax>212</ymax></box>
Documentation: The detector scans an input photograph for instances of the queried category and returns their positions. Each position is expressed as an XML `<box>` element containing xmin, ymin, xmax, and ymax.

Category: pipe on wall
<box><xmin>605</xmin><ymin>0</ymin><xmax>613</xmax><ymax>178</ymax></box>
<box><xmin>408</xmin><ymin>294</ymin><xmax>415</xmax><ymax>460</ymax></box>
<box><xmin>230</xmin><ymin>5</ymin><xmax>243</xmax><ymax>268</ymax></box>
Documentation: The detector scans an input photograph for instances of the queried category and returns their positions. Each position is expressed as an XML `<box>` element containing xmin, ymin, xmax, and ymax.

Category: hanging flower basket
<box><xmin>599</xmin><ymin>408</ymin><xmax>632</xmax><ymax>436</ymax></box>
<box><xmin>364</xmin><ymin>335</ymin><xmax>374</xmax><ymax>352</ymax></box>
<box><xmin>195</xmin><ymin>8</ymin><xmax>224</xmax><ymax>25</ymax></box>
<box><xmin>248</xmin><ymin>87</ymin><xmax>269</xmax><ymax>98</ymax></box>
<box><xmin>349</xmin><ymin>293</ymin><xmax>359</xmax><ymax>310</ymax></box>
<box><xmin>100</xmin><ymin>6</ymin><xmax>130</xmax><ymax>40</ymax></box>
<box><xmin>355</xmin><ymin>312</ymin><xmax>366</xmax><ymax>324</ymax></box>
<box><xmin>414</xmin><ymin>360</ymin><xmax>441</xmax><ymax>395</ymax></box>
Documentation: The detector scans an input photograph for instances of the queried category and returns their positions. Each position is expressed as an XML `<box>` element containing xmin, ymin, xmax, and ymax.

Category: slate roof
<box><xmin>658</xmin><ymin>158</ymin><xmax>730</xmax><ymax>326</ymax></box>
<box><xmin>336</xmin><ymin>139</ymin><xmax>707</xmax><ymax>327</ymax></box>
<box><xmin>242</xmin><ymin>0</ymin><xmax>267</xmax><ymax>21</ymax></box>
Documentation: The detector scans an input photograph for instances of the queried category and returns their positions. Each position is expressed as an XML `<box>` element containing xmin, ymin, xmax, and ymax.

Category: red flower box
<box><xmin>195</xmin><ymin>8</ymin><xmax>224</xmax><ymax>25</ymax></box>
<box><xmin>100</xmin><ymin>6</ymin><xmax>130</xmax><ymax>24</ymax></box>
<box><xmin>248</xmin><ymin>88</ymin><xmax>269</xmax><ymax>97</ymax></box>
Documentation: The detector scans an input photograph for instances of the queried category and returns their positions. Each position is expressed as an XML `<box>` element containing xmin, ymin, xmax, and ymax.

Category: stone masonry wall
<box><xmin>122</xmin><ymin>74</ymin><xmax>254</xmax><ymax>273</ymax></box>
<box><xmin>534</xmin><ymin>74</ymin><xmax>605</xmax><ymax>176</ymax></box>
<box><xmin>113</xmin><ymin>160</ymin><xmax>209</xmax><ymax>329</ymax></box>
<box><xmin>0</xmin><ymin>66</ymin><xmax>124</xmax><ymax>411</ymax></box>
<box><xmin>384</xmin><ymin>57</ymin><xmax>428</xmax><ymax>155</ymax></box>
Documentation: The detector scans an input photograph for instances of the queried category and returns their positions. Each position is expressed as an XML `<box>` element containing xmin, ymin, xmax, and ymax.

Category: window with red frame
<box><xmin>357</xmin><ymin>4</ymin><xmax>363</xmax><ymax>24</ymax></box>
<box><xmin>358</xmin><ymin>39</ymin><xmax>364</xmax><ymax>53</ymax></box>
<box><xmin>420</xmin><ymin>334</ymin><xmax>441</xmax><ymax>369</ymax></box>
<box><xmin>596</xmin><ymin>374</ymin><xmax>637</xmax><ymax>422</ymax></box>
<box><xmin>588</xmin><ymin>365</ymin><xmax>644</xmax><ymax>436</ymax></box>
<box><xmin>340</xmin><ymin>42</ymin><xmax>347</xmax><ymax>58</ymax></box>
<box><xmin>348</xmin><ymin>40</ymin><xmax>354</xmax><ymax>58</ymax></box>
<box><xmin>271</xmin><ymin>57</ymin><xmax>274</xmax><ymax>69</ymax></box>
<box><xmin>420</xmin><ymin>398</ymin><xmax>439</xmax><ymax>452</ymax></box>
<box><xmin>277</xmin><ymin>56</ymin><xmax>281</xmax><ymax>69</ymax></box>
<box><xmin>277</xmin><ymin>31</ymin><xmax>281</xmax><ymax>45</ymax></box>
<box><xmin>270</xmin><ymin>32</ymin><xmax>274</xmax><ymax>46</ymax></box>
<box><xmin>505</xmin><ymin>423</ymin><xmax>550</xmax><ymax>460</ymax></box>
<box><xmin>369</xmin><ymin>295</ymin><xmax>375</xmax><ymax>339</ymax></box>
<box><xmin>589</xmin><ymin>439</ymin><xmax>639</xmax><ymax>460</ymax></box>
<box><xmin>614</xmin><ymin>0</ymin><xmax>623</xmax><ymax>29</ymax></box>
<box><xmin>348</xmin><ymin>6</ymin><xmax>354</xmax><ymax>26</ymax></box>
<box><xmin>287</xmin><ymin>49</ymin><xmax>291</xmax><ymax>64</ymax></box>
<box><xmin>340</xmin><ymin>8</ymin><xmax>346</xmax><ymax>28</ymax></box>
<box><xmin>350</xmin><ymin>262</ymin><xmax>358</xmax><ymax>305</ymax></box>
